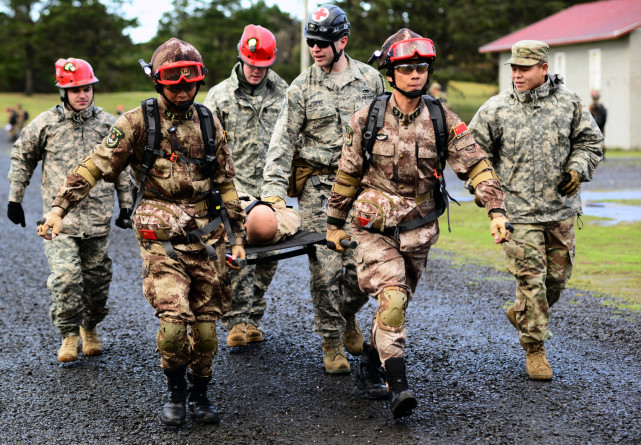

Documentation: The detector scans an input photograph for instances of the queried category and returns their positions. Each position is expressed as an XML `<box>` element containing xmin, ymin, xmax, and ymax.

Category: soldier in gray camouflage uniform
<box><xmin>204</xmin><ymin>24</ymin><xmax>288</xmax><ymax>347</ymax></box>
<box><xmin>7</xmin><ymin>57</ymin><xmax>131</xmax><ymax>363</ymax></box>
<box><xmin>469</xmin><ymin>40</ymin><xmax>603</xmax><ymax>380</ymax></box>
<box><xmin>326</xmin><ymin>29</ymin><xmax>511</xmax><ymax>419</ymax></box>
<box><xmin>37</xmin><ymin>39</ymin><xmax>246</xmax><ymax>427</ymax></box>
<box><xmin>261</xmin><ymin>4</ymin><xmax>385</xmax><ymax>374</ymax></box>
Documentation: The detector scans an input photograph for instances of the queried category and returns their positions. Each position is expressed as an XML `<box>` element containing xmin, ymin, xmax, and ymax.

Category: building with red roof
<box><xmin>479</xmin><ymin>0</ymin><xmax>641</xmax><ymax>149</ymax></box>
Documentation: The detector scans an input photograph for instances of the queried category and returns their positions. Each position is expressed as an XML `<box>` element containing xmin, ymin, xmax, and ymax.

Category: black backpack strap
<box><xmin>423</xmin><ymin>94</ymin><xmax>460</xmax><ymax>232</ymax></box>
<box><xmin>361</xmin><ymin>92</ymin><xmax>392</xmax><ymax>172</ymax></box>
<box><xmin>130</xmin><ymin>98</ymin><xmax>162</xmax><ymax>215</ymax></box>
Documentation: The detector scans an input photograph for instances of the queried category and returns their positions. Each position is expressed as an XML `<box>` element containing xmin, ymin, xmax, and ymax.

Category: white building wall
<box><xmin>495</xmin><ymin>33</ymin><xmax>638</xmax><ymax>149</ymax></box>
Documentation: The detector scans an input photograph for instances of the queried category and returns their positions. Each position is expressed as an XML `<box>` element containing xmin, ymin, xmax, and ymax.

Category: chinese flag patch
<box><xmin>140</xmin><ymin>229</ymin><xmax>158</xmax><ymax>240</ymax></box>
<box><xmin>453</xmin><ymin>122</ymin><xmax>470</xmax><ymax>139</ymax></box>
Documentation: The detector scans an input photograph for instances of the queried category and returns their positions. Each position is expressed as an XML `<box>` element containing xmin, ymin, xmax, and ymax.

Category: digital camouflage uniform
<box><xmin>470</xmin><ymin>75</ymin><xmax>603</xmax><ymax>344</ymax></box>
<box><xmin>261</xmin><ymin>55</ymin><xmax>385</xmax><ymax>339</ymax></box>
<box><xmin>8</xmin><ymin>104</ymin><xmax>131</xmax><ymax>338</ymax></box>
<box><xmin>327</xmin><ymin>94</ymin><xmax>506</xmax><ymax>363</ymax></box>
<box><xmin>52</xmin><ymin>97</ymin><xmax>245</xmax><ymax>377</ymax></box>
<box><xmin>204</xmin><ymin>63</ymin><xmax>288</xmax><ymax>331</ymax></box>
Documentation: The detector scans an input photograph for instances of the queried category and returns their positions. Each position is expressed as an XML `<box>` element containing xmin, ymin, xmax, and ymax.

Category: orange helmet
<box><xmin>55</xmin><ymin>58</ymin><xmax>99</xmax><ymax>88</ymax></box>
<box><xmin>238</xmin><ymin>25</ymin><xmax>277</xmax><ymax>68</ymax></box>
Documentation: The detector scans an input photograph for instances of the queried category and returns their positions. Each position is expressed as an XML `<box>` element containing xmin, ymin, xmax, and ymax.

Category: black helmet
<box><xmin>304</xmin><ymin>4</ymin><xmax>350</xmax><ymax>42</ymax></box>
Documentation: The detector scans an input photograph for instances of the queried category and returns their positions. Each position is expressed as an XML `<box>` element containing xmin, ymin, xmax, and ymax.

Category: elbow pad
<box><xmin>72</xmin><ymin>157</ymin><xmax>102</xmax><ymax>189</ymax></box>
<box><xmin>331</xmin><ymin>170</ymin><xmax>361</xmax><ymax>198</ymax></box>
<box><xmin>468</xmin><ymin>159</ymin><xmax>499</xmax><ymax>189</ymax></box>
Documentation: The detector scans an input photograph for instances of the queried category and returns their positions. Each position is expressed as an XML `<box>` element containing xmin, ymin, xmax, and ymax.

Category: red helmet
<box><xmin>238</xmin><ymin>25</ymin><xmax>277</xmax><ymax>68</ymax></box>
<box><xmin>55</xmin><ymin>58</ymin><xmax>99</xmax><ymax>88</ymax></box>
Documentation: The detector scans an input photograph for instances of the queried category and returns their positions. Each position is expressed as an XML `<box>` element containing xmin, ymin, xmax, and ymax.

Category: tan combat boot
<box><xmin>245</xmin><ymin>323</ymin><xmax>263</xmax><ymax>343</ymax></box>
<box><xmin>522</xmin><ymin>341</ymin><xmax>553</xmax><ymax>380</ymax></box>
<box><xmin>80</xmin><ymin>327</ymin><xmax>103</xmax><ymax>356</ymax></box>
<box><xmin>226</xmin><ymin>323</ymin><xmax>247</xmax><ymax>347</ymax></box>
<box><xmin>342</xmin><ymin>314</ymin><xmax>364</xmax><ymax>356</ymax></box>
<box><xmin>58</xmin><ymin>335</ymin><xmax>80</xmax><ymax>362</ymax></box>
<box><xmin>322</xmin><ymin>337</ymin><xmax>350</xmax><ymax>374</ymax></box>
<box><xmin>506</xmin><ymin>306</ymin><xmax>519</xmax><ymax>331</ymax></box>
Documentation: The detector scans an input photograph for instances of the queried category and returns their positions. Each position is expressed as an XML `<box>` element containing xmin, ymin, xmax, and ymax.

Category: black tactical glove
<box><xmin>7</xmin><ymin>201</ymin><xmax>25</xmax><ymax>227</ymax></box>
<box><xmin>115</xmin><ymin>208</ymin><xmax>132</xmax><ymax>229</ymax></box>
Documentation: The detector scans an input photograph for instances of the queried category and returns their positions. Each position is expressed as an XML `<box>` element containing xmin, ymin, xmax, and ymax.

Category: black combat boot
<box><xmin>384</xmin><ymin>357</ymin><xmax>418</xmax><ymax>419</ymax></box>
<box><xmin>187</xmin><ymin>371</ymin><xmax>220</xmax><ymax>424</ymax></box>
<box><xmin>356</xmin><ymin>341</ymin><xmax>390</xmax><ymax>399</ymax></box>
<box><xmin>160</xmin><ymin>366</ymin><xmax>187</xmax><ymax>426</ymax></box>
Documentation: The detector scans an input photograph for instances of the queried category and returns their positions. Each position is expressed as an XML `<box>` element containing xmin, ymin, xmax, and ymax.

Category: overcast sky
<box><xmin>122</xmin><ymin>0</ymin><xmax>311</xmax><ymax>44</ymax></box>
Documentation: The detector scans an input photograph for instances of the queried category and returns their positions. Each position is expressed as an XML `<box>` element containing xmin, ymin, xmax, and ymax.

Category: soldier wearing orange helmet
<box><xmin>7</xmin><ymin>58</ymin><xmax>131</xmax><ymax>364</ymax></box>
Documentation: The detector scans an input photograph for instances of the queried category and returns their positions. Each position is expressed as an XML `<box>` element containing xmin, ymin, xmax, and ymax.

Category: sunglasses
<box><xmin>306</xmin><ymin>39</ymin><xmax>332</xmax><ymax>49</ymax></box>
<box><xmin>394</xmin><ymin>63</ymin><xmax>430</xmax><ymax>75</ymax></box>
<box><xmin>165</xmin><ymin>82</ymin><xmax>197</xmax><ymax>93</ymax></box>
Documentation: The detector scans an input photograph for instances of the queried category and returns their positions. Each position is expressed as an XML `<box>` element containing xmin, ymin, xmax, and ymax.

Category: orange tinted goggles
<box><xmin>389</xmin><ymin>38</ymin><xmax>436</xmax><ymax>62</ymax></box>
<box><xmin>155</xmin><ymin>61</ymin><xmax>205</xmax><ymax>85</ymax></box>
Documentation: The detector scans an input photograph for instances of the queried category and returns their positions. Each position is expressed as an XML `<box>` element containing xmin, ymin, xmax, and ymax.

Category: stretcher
<box><xmin>226</xmin><ymin>231</ymin><xmax>356</xmax><ymax>267</ymax></box>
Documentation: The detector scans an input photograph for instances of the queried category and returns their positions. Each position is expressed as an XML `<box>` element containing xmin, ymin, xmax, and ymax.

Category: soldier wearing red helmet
<box><xmin>37</xmin><ymin>39</ymin><xmax>246</xmax><ymax>427</ymax></box>
<box><xmin>326</xmin><ymin>29</ymin><xmax>510</xmax><ymax>418</ymax></box>
<box><xmin>7</xmin><ymin>58</ymin><xmax>131</xmax><ymax>364</ymax></box>
<box><xmin>204</xmin><ymin>25</ymin><xmax>299</xmax><ymax>349</ymax></box>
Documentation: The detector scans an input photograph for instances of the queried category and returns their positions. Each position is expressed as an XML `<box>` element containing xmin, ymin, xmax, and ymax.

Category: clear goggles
<box><xmin>388</xmin><ymin>38</ymin><xmax>435</xmax><ymax>62</ymax></box>
<box><xmin>155</xmin><ymin>61</ymin><xmax>205</xmax><ymax>85</ymax></box>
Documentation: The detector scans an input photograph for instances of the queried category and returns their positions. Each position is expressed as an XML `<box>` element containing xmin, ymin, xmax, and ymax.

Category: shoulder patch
<box><xmin>345</xmin><ymin>124</ymin><xmax>354</xmax><ymax>146</ymax></box>
<box><xmin>453</xmin><ymin>122</ymin><xmax>470</xmax><ymax>139</ymax></box>
<box><xmin>105</xmin><ymin>126</ymin><xmax>125</xmax><ymax>148</ymax></box>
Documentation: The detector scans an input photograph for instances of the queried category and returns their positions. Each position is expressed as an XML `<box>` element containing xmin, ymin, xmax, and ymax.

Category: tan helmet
<box><xmin>151</xmin><ymin>38</ymin><xmax>204</xmax><ymax>75</ymax></box>
<box><xmin>378</xmin><ymin>28</ymin><xmax>435</xmax><ymax>71</ymax></box>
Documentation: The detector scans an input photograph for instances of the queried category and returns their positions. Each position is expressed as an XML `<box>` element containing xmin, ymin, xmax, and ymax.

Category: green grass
<box><xmin>447</xmin><ymin>80</ymin><xmax>499</xmax><ymax>124</ymax></box>
<box><xmin>1</xmin><ymin>91</ymin><xmax>155</xmax><ymax>125</ymax></box>
<box><xmin>436</xmin><ymin>202</ymin><xmax>641</xmax><ymax>308</ymax></box>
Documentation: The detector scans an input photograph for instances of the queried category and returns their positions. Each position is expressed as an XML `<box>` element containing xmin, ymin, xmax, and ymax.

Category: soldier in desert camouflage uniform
<box><xmin>469</xmin><ymin>40</ymin><xmax>603</xmax><ymax>381</ymax></box>
<box><xmin>204</xmin><ymin>24</ymin><xmax>289</xmax><ymax>347</ymax></box>
<box><xmin>326</xmin><ymin>29</ymin><xmax>511</xmax><ymax>419</ymax></box>
<box><xmin>37</xmin><ymin>39</ymin><xmax>246</xmax><ymax>427</ymax></box>
<box><xmin>7</xmin><ymin>58</ymin><xmax>131</xmax><ymax>363</ymax></box>
<box><xmin>260</xmin><ymin>4</ymin><xmax>385</xmax><ymax>374</ymax></box>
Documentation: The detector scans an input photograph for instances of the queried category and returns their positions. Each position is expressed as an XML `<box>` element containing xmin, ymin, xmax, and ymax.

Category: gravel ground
<box><xmin>1</xmin><ymin>135</ymin><xmax>640</xmax><ymax>444</ymax></box>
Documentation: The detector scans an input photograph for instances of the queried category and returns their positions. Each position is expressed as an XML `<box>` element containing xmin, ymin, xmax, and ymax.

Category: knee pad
<box><xmin>190</xmin><ymin>321</ymin><xmax>218</xmax><ymax>354</ymax></box>
<box><xmin>157</xmin><ymin>320</ymin><xmax>187</xmax><ymax>354</ymax></box>
<box><xmin>376</xmin><ymin>287</ymin><xmax>408</xmax><ymax>332</ymax></box>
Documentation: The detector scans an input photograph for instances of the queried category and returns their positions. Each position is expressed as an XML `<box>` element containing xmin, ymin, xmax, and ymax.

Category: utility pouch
<box><xmin>132</xmin><ymin>200</ymin><xmax>191</xmax><ymax>242</ymax></box>
<box><xmin>352</xmin><ymin>188</ymin><xmax>395</xmax><ymax>232</ymax></box>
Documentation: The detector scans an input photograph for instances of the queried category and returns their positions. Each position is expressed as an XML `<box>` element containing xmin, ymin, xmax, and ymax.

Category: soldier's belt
<box><xmin>287</xmin><ymin>155</ymin><xmax>337</xmax><ymax>197</ymax></box>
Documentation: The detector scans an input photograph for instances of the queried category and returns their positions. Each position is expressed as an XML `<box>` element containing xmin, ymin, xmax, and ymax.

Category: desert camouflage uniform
<box><xmin>52</xmin><ymin>97</ymin><xmax>245</xmax><ymax>377</ymax></box>
<box><xmin>470</xmin><ymin>75</ymin><xmax>603</xmax><ymax>344</ymax></box>
<box><xmin>328</xmin><ymin>93</ymin><xmax>506</xmax><ymax>363</ymax></box>
<box><xmin>204</xmin><ymin>63</ymin><xmax>288</xmax><ymax>331</ymax></box>
<box><xmin>261</xmin><ymin>55</ymin><xmax>385</xmax><ymax>339</ymax></box>
<box><xmin>8</xmin><ymin>104</ymin><xmax>131</xmax><ymax>337</ymax></box>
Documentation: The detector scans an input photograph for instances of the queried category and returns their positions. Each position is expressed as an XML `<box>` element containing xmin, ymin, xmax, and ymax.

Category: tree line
<box><xmin>1</xmin><ymin>0</ymin><xmax>586</xmax><ymax>94</ymax></box>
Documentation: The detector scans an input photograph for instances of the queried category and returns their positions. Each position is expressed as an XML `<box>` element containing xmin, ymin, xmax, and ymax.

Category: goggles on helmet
<box><xmin>388</xmin><ymin>38</ymin><xmax>435</xmax><ymax>63</ymax></box>
<box><xmin>155</xmin><ymin>61</ymin><xmax>205</xmax><ymax>85</ymax></box>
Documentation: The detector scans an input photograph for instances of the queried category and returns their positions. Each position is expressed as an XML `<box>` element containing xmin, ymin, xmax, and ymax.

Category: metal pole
<box><xmin>300</xmin><ymin>0</ymin><xmax>310</xmax><ymax>73</ymax></box>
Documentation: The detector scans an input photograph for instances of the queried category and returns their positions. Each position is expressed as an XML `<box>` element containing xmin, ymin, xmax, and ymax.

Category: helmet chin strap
<box><xmin>157</xmin><ymin>83</ymin><xmax>202</xmax><ymax>112</ymax></box>
<box><xmin>327</xmin><ymin>42</ymin><xmax>344</xmax><ymax>73</ymax></box>
<box><xmin>389</xmin><ymin>73</ymin><xmax>429</xmax><ymax>99</ymax></box>
<box><xmin>60</xmin><ymin>86</ymin><xmax>94</xmax><ymax>113</ymax></box>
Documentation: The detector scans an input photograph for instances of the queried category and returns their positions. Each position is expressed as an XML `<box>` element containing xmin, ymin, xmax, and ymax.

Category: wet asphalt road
<box><xmin>0</xmin><ymin>134</ymin><xmax>640</xmax><ymax>444</ymax></box>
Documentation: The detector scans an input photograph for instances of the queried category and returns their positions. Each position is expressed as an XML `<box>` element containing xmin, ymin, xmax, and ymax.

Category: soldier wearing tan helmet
<box><xmin>326</xmin><ymin>28</ymin><xmax>510</xmax><ymax>418</ymax></box>
<box><xmin>7</xmin><ymin>57</ymin><xmax>131</xmax><ymax>364</ymax></box>
<box><xmin>36</xmin><ymin>38</ymin><xmax>246</xmax><ymax>426</ymax></box>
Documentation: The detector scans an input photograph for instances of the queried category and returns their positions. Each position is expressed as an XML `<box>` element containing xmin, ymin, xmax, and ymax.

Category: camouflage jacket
<box><xmin>261</xmin><ymin>55</ymin><xmax>385</xmax><ymax>200</ymax></box>
<box><xmin>8</xmin><ymin>104</ymin><xmax>131</xmax><ymax>237</ymax></box>
<box><xmin>470</xmin><ymin>76</ymin><xmax>603</xmax><ymax>223</ymax></box>
<box><xmin>327</xmin><ymin>93</ymin><xmax>506</xmax><ymax>250</ymax></box>
<box><xmin>203</xmin><ymin>63</ymin><xmax>288</xmax><ymax>197</ymax></box>
<box><xmin>52</xmin><ymin>97</ymin><xmax>245</xmax><ymax>248</ymax></box>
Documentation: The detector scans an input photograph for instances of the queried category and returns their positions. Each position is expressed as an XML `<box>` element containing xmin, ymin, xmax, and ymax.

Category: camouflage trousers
<box><xmin>355</xmin><ymin>229</ymin><xmax>430</xmax><ymax>365</ymax></box>
<box><xmin>300</xmin><ymin>176</ymin><xmax>369</xmax><ymax>338</ymax></box>
<box><xmin>139</xmin><ymin>239</ymin><xmax>230</xmax><ymax>377</ymax></box>
<box><xmin>503</xmin><ymin>216</ymin><xmax>575</xmax><ymax>344</ymax></box>
<box><xmin>221</xmin><ymin>254</ymin><xmax>278</xmax><ymax>330</ymax></box>
<box><xmin>44</xmin><ymin>234</ymin><xmax>112</xmax><ymax>338</ymax></box>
